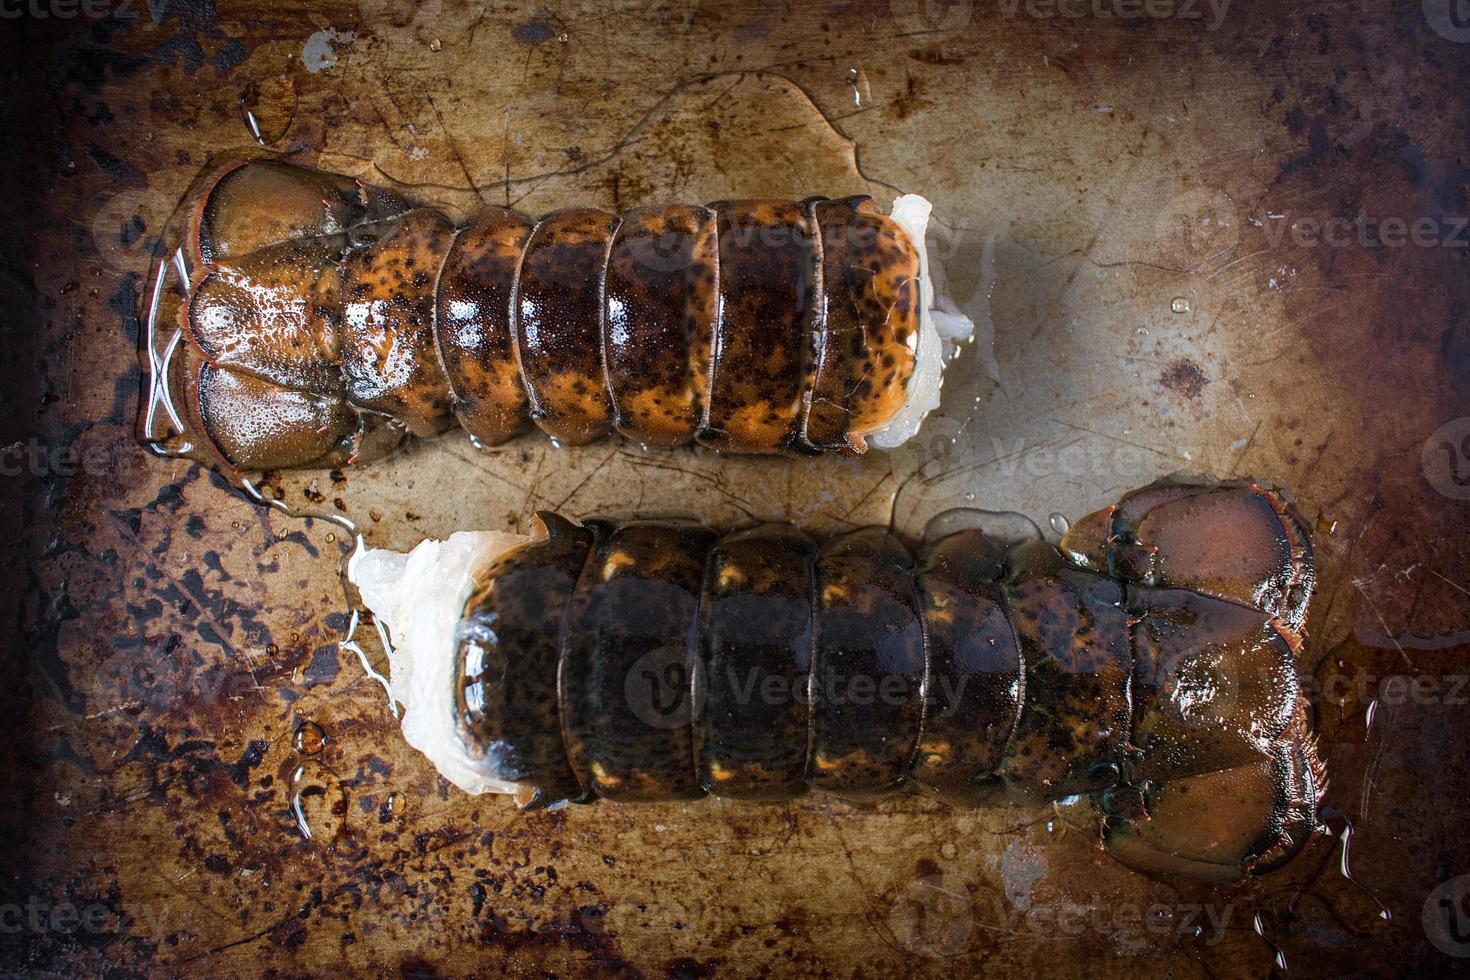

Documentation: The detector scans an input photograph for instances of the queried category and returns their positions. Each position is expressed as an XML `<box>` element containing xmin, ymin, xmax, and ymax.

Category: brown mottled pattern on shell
<box><xmin>997</xmin><ymin>542</ymin><xmax>1134</xmax><ymax>806</ymax></box>
<box><xmin>603</xmin><ymin>204</ymin><xmax>717</xmax><ymax>447</ymax></box>
<box><xmin>808</xmin><ymin>527</ymin><xmax>926</xmax><ymax>796</ymax></box>
<box><xmin>456</xmin><ymin>513</ymin><xmax>591</xmax><ymax>807</ymax></box>
<box><xmin>337</xmin><ymin>208</ymin><xmax>457</xmax><ymax>437</ymax></box>
<box><xmin>450</xmin><ymin>478</ymin><xmax>1322</xmax><ymax>883</ymax></box>
<box><xmin>179</xmin><ymin>161</ymin><xmax>934</xmax><ymax>470</ymax></box>
<box><xmin>558</xmin><ymin>519</ymin><xmax>716</xmax><ymax>802</ymax></box>
<box><xmin>436</xmin><ymin>208</ymin><xmax>533</xmax><ymax>445</ymax></box>
<box><xmin>700</xmin><ymin>200</ymin><xmax>818</xmax><ymax>452</ymax></box>
<box><xmin>842</xmin><ymin>210</ymin><xmax>922</xmax><ymax>436</ymax></box>
<box><xmin>911</xmin><ymin>529</ymin><xmax>1022</xmax><ymax>805</ymax></box>
<box><xmin>806</xmin><ymin>198</ymin><xmax>922</xmax><ymax>449</ymax></box>
<box><xmin>696</xmin><ymin>524</ymin><xmax>816</xmax><ymax>798</ymax></box>
<box><xmin>514</xmin><ymin>208</ymin><xmax>619</xmax><ymax>445</ymax></box>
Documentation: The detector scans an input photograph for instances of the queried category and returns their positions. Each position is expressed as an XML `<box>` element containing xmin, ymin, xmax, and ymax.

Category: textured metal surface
<box><xmin>2</xmin><ymin>0</ymin><xmax>1469</xmax><ymax>975</ymax></box>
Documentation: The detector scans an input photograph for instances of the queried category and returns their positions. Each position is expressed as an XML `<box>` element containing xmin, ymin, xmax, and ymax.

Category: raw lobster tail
<box><xmin>142</xmin><ymin>158</ymin><xmax>955</xmax><ymax>472</ymax></box>
<box><xmin>371</xmin><ymin>478</ymin><xmax>1321</xmax><ymax>883</ymax></box>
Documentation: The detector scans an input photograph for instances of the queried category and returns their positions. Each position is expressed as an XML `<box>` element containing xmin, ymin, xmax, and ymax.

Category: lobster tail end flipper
<box><xmin>166</xmin><ymin>159</ymin><xmax>459</xmax><ymax>471</ymax></box>
<box><xmin>1060</xmin><ymin>477</ymin><xmax>1315</xmax><ymax>632</ymax></box>
<box><xmin>192</xmin><ymin>157</ymin><xmax>408</xmax><ymax>265</ymax></box>
<box><xmin>1054</xmin><ymin>704</ymin><xmax>1326</xmax><ymax>883</ymax></box>
<box><xmin>188</xmin><ymin>353</ymin><xmax>407</xmax><ymax>473</ymax></box>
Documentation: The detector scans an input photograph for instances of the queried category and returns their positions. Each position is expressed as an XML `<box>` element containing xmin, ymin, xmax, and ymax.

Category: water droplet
<box><xmin>291</xmin><ymin>761</ymin><xmax>347</xmax><ymax>842</ymax></box>
<box><xmin>1321</xmin><ymin>805</ymin><xmax>1393</xmax><ymax>922</ymax></box>
<box><xmin>923</xmin><ymin>508</ymin><xmax>1043</xmax><ymax>546</ymax></box>
<box><xmin>1252</xmin><ymin>912</ymin><xmax>1288</xmax><ymax>971</ymax></box>
<box><xmin>846</xmin><ymin>66</ymin><xmax>870</xmax><ymax>108</ymax></box>
<box><xmin>325</xmin><ymin>531</ymin><xmax>336</xmax><ymax>544</ymax></box>
<box><xmin>1048</xmin><ymin>512</ymin><xmax>1071</xmax><ymax>535</ymax></box>
<box><xmin>428</xmin><ymin>38</ymin><xmax>442</xmax><ymax>52</ymax></box>
<box><xmin>239</xmin><ymin>76</ymin><xmax>297</xmax><ymax>146</ymax></box>
<box><xmin>1170</xmin><ymin>296</ymin><xmax>1191</xmax><ymax>314</ymax></box>
<box><xmin>266</xmin><ymin>643</ymin><xmax>280</xmax><ymax>657</ymax></box>
<box><xmin>294</xmin><ymin>721</ymin><xmax>328</xmax><ymax>755</ymax></box>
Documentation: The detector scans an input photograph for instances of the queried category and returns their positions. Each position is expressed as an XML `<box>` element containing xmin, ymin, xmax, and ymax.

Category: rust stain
<box><xmin>2</xmin><ymin>0</ymin><xmax>1469</xmax><ymax>976</ymax></box>
<box><xmin>1160</xmin><ymin>358</ymin><xmax>1208</xmax><ymax>399</ymax></box>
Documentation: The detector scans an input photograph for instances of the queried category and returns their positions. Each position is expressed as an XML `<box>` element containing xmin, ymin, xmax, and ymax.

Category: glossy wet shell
<box><xmin>696</xmin><ymin>524</ymin><xmax>815</xmax><ymax>797</ymax></box>
<box><xmin>805</xmin><ymin>197</ymin><xmax>923</xmax><ymax>451</ymax></box>
<box><xmin>997</xmin><ymin>541</ymin><xmax>1132</xmax><ymax>806</ymax></box>
<box><xmin>603</xmin><ymin>204</ymin><xmax>717</xmax><ymax>447</ymax></box>
<box><xmin>514</xmin><ymin>208</ymin><xmax>620</xmax><ymax>445</ymax></box>
<box><xmin>700</xmin><ymin>200</ymin><xmax>818</xmax><ymax>451</ymax></box>
<box><xmin>170</xmin><ymin>159</ymin><xmax>925</xmax><ymax>471</ymax></box>
<box><xmin>455</xmin><ymin>513</ymin><xmax>591</xmax><ymax>807</ymax></box>
<box><xmin>435</xmin><ymin>208</ymin><xmax>533</xmax><ymax>445</ymax></box>
<box><xmin>559</xmin><ymin>519</ymin><xmax>717</xmax><ymax>801</ymax></box>
<box><xmin>183</xmin><ymin>161</ymin><xmax>414</xmax><ymax>470</ymax></box>
<box><xmin>910</xmin><ymin>530</ymin><xmax>1020</xmax><ymax>805</ymax></box>
<box><xmin>451</xmin><ymin>479</ymin><xmax>1323</xmax><ymax>882</ymax></box>
<box><xmin>337</xmin><ymin>208</ymin><xmax>457</xmax><ymax>437</ymax></box>
<box><xmin>808</xmin><ymin>526</ymin><xmax>926</xmax><ymax>795</ymax></box>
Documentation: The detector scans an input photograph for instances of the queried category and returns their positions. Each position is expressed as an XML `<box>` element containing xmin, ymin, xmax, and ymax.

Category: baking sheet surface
<box><xmin>2</xmin><ymin>1</ymin><xmax>1469</xmax><ymax>975</ymax></box>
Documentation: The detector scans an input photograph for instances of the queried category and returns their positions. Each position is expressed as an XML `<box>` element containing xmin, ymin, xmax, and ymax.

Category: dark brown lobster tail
<box><xmin>147</xmin><ymin>158</ymin><xmax>928</xmax><ymax>471</ymax></box>
<box><xmin>450</xmin><ymin>478</ymin><xmax>1323</xmax><ymax>883</ymax></box>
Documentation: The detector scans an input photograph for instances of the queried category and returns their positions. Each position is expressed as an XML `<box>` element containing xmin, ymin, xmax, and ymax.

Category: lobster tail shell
<box><xmin>412</xmin><ymin>478</ymin><xmax>1325</xmax><ymax>882</ymax></box>
<box><xmin>148</xmin><ymin>158</ymin><xmax>938</xmax><ymax>471</ymax></box>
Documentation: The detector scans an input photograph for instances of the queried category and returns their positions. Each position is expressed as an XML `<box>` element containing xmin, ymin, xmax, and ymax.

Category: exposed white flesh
<box><xmin>867</xmin><ymin>193</ymin><xmax>976</xmax><ymax>450</ymax></box>
<box><xmin>349</xmin><ymin>530</ymin><xmax>529</xmax><ymax>795</ymax></box>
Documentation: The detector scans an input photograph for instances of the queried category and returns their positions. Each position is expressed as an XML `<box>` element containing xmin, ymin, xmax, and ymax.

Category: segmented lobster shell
<box><xmin>152</xmin><ymin>160</ymin><xmax>927</xmax><ymax>471</ymax></box>
<box><xmin>447</xmin><ymin>479</ymin><xmax>1323</xmax><ymax>883</ymax></box>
